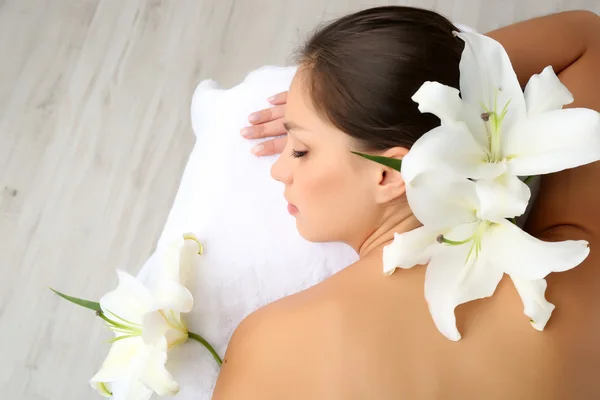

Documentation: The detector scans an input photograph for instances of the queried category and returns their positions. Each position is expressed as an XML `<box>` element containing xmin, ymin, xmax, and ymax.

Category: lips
<box><xmin>285</xmin><ymin>193</ymin><xmax>298</xmax><ymax>214</ymax></box>
<box><xmin>287</xmin><ymin>203</ymin><xmax>298</xmax><ymax>214</ymax></box>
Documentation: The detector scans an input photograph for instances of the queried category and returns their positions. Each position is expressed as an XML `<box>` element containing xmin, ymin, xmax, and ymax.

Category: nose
<box><xmin>270</xmin><ymin>152</ymin><xmax>292</xmax><ymax>185</ymax></box>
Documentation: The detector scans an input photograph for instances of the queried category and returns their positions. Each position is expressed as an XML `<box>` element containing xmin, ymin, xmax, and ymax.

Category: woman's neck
<box><xmin>355</xmin><ymin>206</ymin><xmax>422</xmax><ymax>260</ymax></box>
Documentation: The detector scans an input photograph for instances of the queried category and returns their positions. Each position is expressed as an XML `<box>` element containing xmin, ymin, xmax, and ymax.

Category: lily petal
<box><xmin>160</xmin><ymin>238</ymin><xmax>185</xmax><ymax>283</ymax></box>
<box><xmin>149</xmin><ymin>280</ymin><xmax>193</xmax><ymax>314</ymax></box>
<box><xmin>164</xmin><ymin>323</ymin><xmax>189</xmax><ymax>348</ymax></box>
<box><xmin>139</xmin><ymin>337</ymin><xmax>180</xmax><ymax>397</ymax></box>
<box><xmin>178</xmin><ymin>235</ymin><xmax>202</xmax><ymax>285</ymax></box>
<box><xmin>382</xmin><ymin>226</ymin><xmax>441</xmax><ymax>275</ymax></box>
<box><xmin>401</xmin><ymin>124</ymin><xmax>505</xmax><ymax>184</ymax></box>
<box><xmin>503</xmin><ymin>108</ymin><xmax>600</xmax><ymax>176</ymax></box>
<box><xmin>142</xmin><ymin>309</ymin><xmax>189</xmax><ymax>348</ymax></box>
<box><xmin>90</xmin><ymin>338</ymin><xmax>146</xmax><ymax>383</ymax></box>
<box><xmin>100</xmin><ymin>270</ymin><xmax>152</xmax><ymax>325</ymax></box>
<box><xmin>456</xmin><ymin>31</ymin><xmax>526</xmax><ymax>133</ymax></box>
<box><xmin>475</xmin><ymin>174</ymin><xmax>531</xmax><ymax>222</ymax></box>
<box><xmin>141</xmin><ymin>311</ymin><xmax>175</xmax><ymax>346</ymax></box>
<box><xmin>485</xmin><ymin>219</ymin><xmax>590</xmax><ymax>280</ymax></box>
<box><xmin>411</xmin><ymin>81</ymin><xmax>490</xmax><ymax>149</ymax></box>
<box><xmin>524</xmin><ymin>66</ymin><xmax>573</xmax><ymax>116</ymax></box>
<box><xmin>510</xmin><ymin>277</ymin><xmax>555</xmax><ymax>331</ymax></box>
<box><xmin>412</xmin><ymin>81</ymin><xmax>462</xmax><ymax>125</ymax></box>
<box><xmin>109</xmin><ymin>380</ymin><xmax>153</xmax><ymax>400</ymax></box>
<box><xmin>406</xmin><ymin>169</ymin><xmax>479</xmax><ymax>228</ymax></box>
<box><xmin>425</xmin><ymin>222</ymin><xmax>504</xmax><ymax>341</ymax></box>
<box><xmin>458</xmin><ymin>102</ymin><xmax>491</xmax><ymax>149</ymax></box>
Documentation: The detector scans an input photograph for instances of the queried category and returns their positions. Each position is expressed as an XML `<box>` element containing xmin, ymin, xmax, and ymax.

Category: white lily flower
<box><xmin>383</xmin><ymin>171</ymin><xmax>589</xmax><ymax>341</ymax></box>
<box><xmin>90</xmin><ymin>234</ymin><xmax>203</xmax><ymax>399</ymax></box>
<box><xmin>403</xmin><ymin>31</ymin><xmax>600</xmax><ymax>220</ymax></box>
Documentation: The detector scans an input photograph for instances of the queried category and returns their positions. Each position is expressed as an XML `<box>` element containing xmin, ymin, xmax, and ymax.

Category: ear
<box><xmin>374</xmin><ymin>146</ymin><xmax>409</xmax><ymax>204</ymax></box>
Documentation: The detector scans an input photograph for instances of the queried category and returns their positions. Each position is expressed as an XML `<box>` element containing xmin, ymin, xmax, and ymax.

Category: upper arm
<box><xmin>211</xmin><ymin>311</ymin><xmax>274</xmax><ymax>400</ymax></box>
<box><xmin>211</xmin><ymin>298</ymin><xmax>331</xmax><ymax>399</ymax></box>
<box><xmin>211</xmin><ymin>304</ymin><xmax>305</xmax><ymax>400</ymax></box>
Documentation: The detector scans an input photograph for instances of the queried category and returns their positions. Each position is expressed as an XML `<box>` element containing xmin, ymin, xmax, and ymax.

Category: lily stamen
<box><xmin>437</xmin><ymin>234</ymin><xmax>474</xmax><ymax>246</ymax></box>
<box><xmin>96</xmin><ymin>310</ymin><xmax>143</xmax><ymax>336</ymax></box>
<box><xmin>480</xmin><ymin>90</ymin><xmax>513</xmax><ymax>163</ymax></box>
<box><xmin>183</xmin><ymin>233</ymin><xmax>204</xmax><ymax>255</ymax></box>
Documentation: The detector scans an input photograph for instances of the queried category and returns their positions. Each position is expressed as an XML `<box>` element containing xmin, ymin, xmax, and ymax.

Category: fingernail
<box><xmin>268</xmin><ymin>95</ymin><xmax>276</xmax><ymax>102</ymax></box>
<box><xmin>251</xmin><ymin>144</ymin><xmax>264</xmax><ymax>155</ymax></box>
<box><xmin>248</xmin><ymin>113</ymin><xmax>260</xmax><ymax>123</ymax></box>
<box><xmin>240</xmin><ymin>127</ymin><xmax>254</xmax><ymax>137</ymax></box>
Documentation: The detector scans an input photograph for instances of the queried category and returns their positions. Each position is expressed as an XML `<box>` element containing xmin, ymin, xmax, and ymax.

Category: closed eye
<box><xmin>291</xmin><ymin>150</ymin><xmax>308</xmax><ymax>158</ymax></box>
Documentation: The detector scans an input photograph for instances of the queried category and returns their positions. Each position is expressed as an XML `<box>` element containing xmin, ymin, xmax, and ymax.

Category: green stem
<box><xmin>96</xmin><ymin>311</ymin><xmax>127</xmax><ymax>330</ymax></box>
<box><xmin>188</xmin><ymin>331</ymin><xmax>223</xmax><ymax>367</ymax></box>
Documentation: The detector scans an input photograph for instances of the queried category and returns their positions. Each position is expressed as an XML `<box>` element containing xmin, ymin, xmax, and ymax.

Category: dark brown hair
<box><xmin>296</xmin><ymin>6</ymin><xmax>464</xmax><ymax>150</ymax></box>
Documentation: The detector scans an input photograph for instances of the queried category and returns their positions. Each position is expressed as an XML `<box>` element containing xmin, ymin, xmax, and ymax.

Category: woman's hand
<box><xmin>241</xmin><ymin>91</ymin><xmax>288</xmax><ymax>156</ymax></box>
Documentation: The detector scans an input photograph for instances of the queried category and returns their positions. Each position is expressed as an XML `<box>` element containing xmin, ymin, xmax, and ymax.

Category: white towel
<box><xmin>137</xmin><ymin>65</ymin><xmax>358</xmax><ymax>399</ymax></box>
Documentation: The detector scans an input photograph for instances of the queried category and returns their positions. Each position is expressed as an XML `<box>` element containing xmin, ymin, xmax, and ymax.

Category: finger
<box><xmin>268</xmin><ymin>91</ymin><xmax>288</xmax><ymax>105</ymax></box>
<box><xmin>241</xmin><ymin>118</ymin><xmax>286</xmax><ymax>139</ymax></box>
<box><xmin>248</xmin><ymin>104</ymin><xmax>286</xmax><ymax>125</ymax></box>
<box><xmin>251</xmin><ymin>136</ymin><xmax>287</xmax><ymax>157</ymax></box>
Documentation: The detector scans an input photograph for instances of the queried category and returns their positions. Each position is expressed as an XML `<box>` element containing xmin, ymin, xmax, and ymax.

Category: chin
<box><xmin>295</xmin><ymin>220</ymin><xmax>335</xmax><ymax>243</ymax></box>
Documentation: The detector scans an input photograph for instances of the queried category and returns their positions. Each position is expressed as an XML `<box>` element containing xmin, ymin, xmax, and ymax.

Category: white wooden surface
<box><xmin>1</xmin><ymin>1</ymin><xmax>598</xmax><ymax>399</ymax></box>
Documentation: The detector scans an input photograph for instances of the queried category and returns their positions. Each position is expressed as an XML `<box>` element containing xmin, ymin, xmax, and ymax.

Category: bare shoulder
<box><xmin>211</xmin><ymin>281</ymin><xmax>343</xmax><ymax>400</ymax></box>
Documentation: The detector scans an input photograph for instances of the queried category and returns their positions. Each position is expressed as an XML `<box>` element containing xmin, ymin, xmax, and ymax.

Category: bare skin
<box><xmin>214</xmin><ymin>11</ymin><xmax>600</xmax><ymax>399</ymax></box>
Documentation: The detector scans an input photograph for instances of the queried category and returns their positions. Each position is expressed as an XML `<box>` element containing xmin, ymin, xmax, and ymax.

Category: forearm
<box><xmin>486</xmin><ymin>10</ymin><xmax>600</xmax><ymax>87</ymax></box>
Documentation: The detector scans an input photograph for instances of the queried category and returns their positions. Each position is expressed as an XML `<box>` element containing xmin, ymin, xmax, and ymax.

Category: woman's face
<box><xmin>270</xmin><ymin>70</ymin><xmax>384</xmax><ymax>245</ymax></box>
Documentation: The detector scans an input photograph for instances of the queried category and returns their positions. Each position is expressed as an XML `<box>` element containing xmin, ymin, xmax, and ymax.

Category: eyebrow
<box><xmin>283</xmin><ymin>121</ymin><xmax>307</xmax><ymax>132</ymax></box>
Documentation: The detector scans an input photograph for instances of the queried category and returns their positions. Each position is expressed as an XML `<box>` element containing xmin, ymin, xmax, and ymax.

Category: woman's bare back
<box><xmin>216</xmin><ymin>245</ymin><xmax>598</xmax><ymax>399</ymax></box>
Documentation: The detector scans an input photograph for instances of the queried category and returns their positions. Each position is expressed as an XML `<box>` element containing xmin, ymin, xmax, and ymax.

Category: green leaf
<box><xmin>351</xmin><ymin>151</ymin><xmax>402</xmax><ymax>171</ymax></box>
<box><xmin>49</xmin><ymin>287</ymin><xmax>100</xmax><ymax>312</ymax></box>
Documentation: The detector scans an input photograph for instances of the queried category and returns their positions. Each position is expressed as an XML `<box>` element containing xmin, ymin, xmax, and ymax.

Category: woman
<box><xmin>213</xmin><ymin>7</ymin><xmax>600</xmax><ymax>399</ymax></box>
